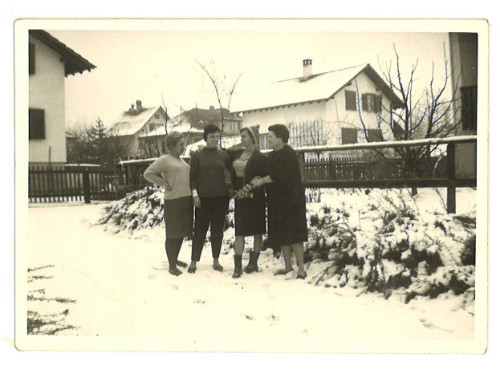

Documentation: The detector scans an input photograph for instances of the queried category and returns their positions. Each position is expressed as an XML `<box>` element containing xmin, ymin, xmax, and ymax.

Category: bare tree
<box><xmin>195</xmin><ymin>59</ymin><xmax>242</xmax><ymax>144</ymax></box>
<box><xmin>353</xmin><ymin>44</ymin><xmax>463</xmax><ymax>180</ymax></box>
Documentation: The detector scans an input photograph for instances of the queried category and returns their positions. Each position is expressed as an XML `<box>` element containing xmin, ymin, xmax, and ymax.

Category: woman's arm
<box><xmin>250</xmin><ymin>175</ymin><xmax>272</xmax><ymax>189</ymax></box>
<box><xmin>189</xmin><ymin>152</ymin><xmax>202</xmax><ymax>207</ymax></box>
<box><xmin>144</xmin><ymin>158</ymin><xmax>171</xmax><ymax>190</ymax></box>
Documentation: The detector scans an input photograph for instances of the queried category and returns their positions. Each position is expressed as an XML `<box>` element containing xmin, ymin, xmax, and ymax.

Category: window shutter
<box><xmin>29</xmin><ymin>43</ymin><xmax>35</xmax><ymax>75</ymax></box>
<box><xmin>341</xmin><ymin>128</ymin><xmax>358</xmax><ymax>144</ymax></box>
<box><xmin>29</xmin><ymin>108</ymin><xmax>45</xmax><ymax>140</ymax></box>
<box><xmin>345</xmin><ymin>90</ymin><xmax>356</xmax><ymax>111</ymax></box>
<box><xmin>361</xmin><ymin>94</ymin><xmax>368</xmax><ymax>112</ymax></box>
<box><xmin>374</xmin><ymin>95</ymin><xmax>382</xmax><ymax>113</ymax></box>
<box><xmin>461</xmin><ymin>86</ymin><xmax>477</xmax><ymax>131</ymax></box>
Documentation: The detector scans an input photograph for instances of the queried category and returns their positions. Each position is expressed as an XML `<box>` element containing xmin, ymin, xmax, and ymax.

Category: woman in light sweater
<box><xmin>144</xmin><ymin>132</ymin><xmax>193</xmax><ymax>276</ymax></box>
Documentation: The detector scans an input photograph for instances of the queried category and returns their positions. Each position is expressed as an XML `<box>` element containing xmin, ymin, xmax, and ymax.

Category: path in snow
<box><xmin>25</xmin><ymin>202</ymin><xmax>474</xmax><ymax>348</ymax></box>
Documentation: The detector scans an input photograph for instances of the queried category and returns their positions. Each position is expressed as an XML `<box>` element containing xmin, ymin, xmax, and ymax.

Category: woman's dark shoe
<box><xmin>274</xmin><ymin>268</ymin><xmax>293</xmax><ymax>276</ymax></box>
<box><xmin>187</xmin><ymin>262</ymin><xmax>197</xmax><ymax>274</ymax></box>
<box><xmin>296</xmin><ymin>272</ymin><xmax>308</xmax><ymax>280</ymax></box>
<box><xmin>169</xmin><ymin>267</ymin><xmax>183</xmax><ymax>276</ymax></box>
<box><xmin>213</xmin><ymin>262</ymin><xmax>224</xmax><ymax>272</ymax></box>
<box><xmin>244</xmin><ymin>251</ymin><xmax>260</xmax><ymax>273</ymax></box>
<box><xmin>232</xmin><ymin>255</ymin><xmax>243</xmax><ymax>278</ymax></box>
<box><xmin>176</xmin><ymin>260</ymin><xmax>188</xmax><ymax>268</ymax></box>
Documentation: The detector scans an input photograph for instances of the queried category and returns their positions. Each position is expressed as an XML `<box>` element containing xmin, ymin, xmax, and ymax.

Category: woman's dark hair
<box><xmin>203</xmin><ymin>123</ymin><xmax>221</xmax><ymax>141</ymax></box>
<box><xmin>166</xmin><ymin>131</ymin><xmax>184</xmax><ymax>150</ymax></box>
<box><xmin>268</xmin><ymin>124</ymin><xmax>289</xmax><ymax>143</ymax></box>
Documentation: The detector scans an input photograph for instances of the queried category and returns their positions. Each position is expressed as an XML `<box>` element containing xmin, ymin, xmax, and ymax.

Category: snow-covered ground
<box><xmin>20</xmin><ymin>188</ymin><xmax>481</xmax><ymax>353</ymax></box>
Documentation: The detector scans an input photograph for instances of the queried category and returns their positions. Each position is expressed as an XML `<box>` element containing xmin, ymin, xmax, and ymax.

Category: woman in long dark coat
<box><xmin>229</xmin><ymin>127</ymin><xmax>267</xmax><ymax>278</ymax></box>
<box><xmin>251</xmin><ymin>124</ymin><xmax>308</xmax><ymax>279</ymax></box>
<box><xmin>143</xmin><ymin>132</ymin><xmax>193</xmax><ymax>276</ymax></box>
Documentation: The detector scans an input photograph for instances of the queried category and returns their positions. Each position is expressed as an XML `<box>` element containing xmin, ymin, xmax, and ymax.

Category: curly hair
<box><xmin>268</xmin><ymin>124</ymin><xmax>289</xmax><ymax>144</ymax></box>
<box><xmin>166</xmin><ymin>131</ymin><xmax>184</xmax><ymax>150</ymax></box>
<box><xmin>203</xmin><ymin>123</ymin><xmax>221</xmax><ymax>141</ymax></box>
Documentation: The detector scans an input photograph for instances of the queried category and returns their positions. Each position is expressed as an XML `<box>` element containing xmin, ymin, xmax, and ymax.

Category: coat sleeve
<box><xmin>257</xmin><ymin>153</ymin><xmax>268</xmax><ymax>178</ymax></box>
<box><xmin>268</xmin><ymin>150</ymin><xmax>298</xmax><ymax>189</ymax></box>
<box><xmin>189</xmin><ymin>151</ymin><xmax>200</xmax><ymax>191</ymax></box>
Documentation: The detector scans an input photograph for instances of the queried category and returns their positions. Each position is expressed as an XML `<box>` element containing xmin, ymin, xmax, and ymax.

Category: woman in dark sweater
<box><xmin>189</xmin><ymin>124</ymin><xmax>233</xmax><ymax>273</ymax></box>
<box><xmin>251</xmin><ymin>124</ymin><xmax>308</xmax><ymax>279</ymax></box>
<box><xmin>229</xmin><ymin>127</ymin><xmax>267</xmax><ymax>278</ymax></box>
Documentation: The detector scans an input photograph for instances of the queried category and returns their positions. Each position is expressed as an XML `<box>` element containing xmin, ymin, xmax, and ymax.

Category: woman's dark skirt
<box><xmin>164</xmin><ymin>196</ymin><xmax>193</xmax><ymax>239</ymax></box>
<box><xmin>267</xmin><ymin>193</ymin><xmax>308</xmax><ymax>247</ymax></box>
<box><xmin>234</xmin><ymin>178</ymin><xmax>266</xmax><ymax>236</ymax></box>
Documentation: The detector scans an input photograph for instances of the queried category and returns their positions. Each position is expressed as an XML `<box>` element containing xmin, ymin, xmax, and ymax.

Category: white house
<box><xmin>29</xmin><ymin>30</ymin><xmax>95</xmax><ymax>167</ymax></box>
<box><xmin>110</xmin><ymin>101</ymin><xmax>168</xmax><ymax>159</ymax></box>
<box><xmin>233</xmin><ymin>60</ymin><xmax>404</xmax><ymax>151</ymax></box>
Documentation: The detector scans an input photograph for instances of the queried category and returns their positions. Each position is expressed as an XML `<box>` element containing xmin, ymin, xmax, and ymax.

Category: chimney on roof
<box><xmin>303</xmin><ymin>59</ymin><xmax>312</xmax><ymax>79</ymax></box>
<box><xmin>136</xmin><ymin>100</ymin><xmax>143</xmax><ymax>111</ymax></box>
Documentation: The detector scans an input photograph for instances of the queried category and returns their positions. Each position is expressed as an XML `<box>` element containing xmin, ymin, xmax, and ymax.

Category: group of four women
<box><xmin>143</xmin><ymin>123</ymin><xmax>308</xmax><ymax>280</ymax></box>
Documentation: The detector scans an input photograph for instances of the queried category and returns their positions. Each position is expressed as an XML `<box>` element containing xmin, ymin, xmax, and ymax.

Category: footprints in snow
<box><xmin>243</xmin><ymin>313</ymin><xmax>279</xmax><ymax>326</ymax></box>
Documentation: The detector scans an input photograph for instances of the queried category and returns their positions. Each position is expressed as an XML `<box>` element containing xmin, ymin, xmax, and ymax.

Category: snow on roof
<box><xmin>233</xmin><ymin>64</ymin><xmax>404</xmax><ymax>113</ymax></box>
<box><xmin>111</xmin><ymin>106</ymin><xmax>165</xmax><ymax>136</ymax></box>
<box><xmin>166</xmin><ymin>121</ymin><xmax>204</xmax><ymax>134</ymax></box>
<box><xmin>185</xmin><ymin>135</ymin><xmax>242</xmax><ymax>154</ymax></box>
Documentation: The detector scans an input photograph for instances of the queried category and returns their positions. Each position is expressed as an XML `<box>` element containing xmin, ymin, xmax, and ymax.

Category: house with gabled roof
<box><xmin>233</xmin><ymin>60</ymin><xmax>404</xmax><ymax>151</ymax></box>
<box><xmin>29</xmin><ymin>30</ymin><xmax>96</xmax><ymax>167</ymax></box>
<box><xmin>171</xmin><ymin>106</ymin><xmax>243</xmax><ymax>137</ymax></box>
<box><xmin>110</xmin><ymin>100</ymin><xmax>169</xmax><ymax>159</ymax></box>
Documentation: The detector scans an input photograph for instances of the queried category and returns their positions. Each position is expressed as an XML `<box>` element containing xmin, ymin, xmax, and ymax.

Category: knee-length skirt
<box><xmin>164</xmin><ymin>196</ymin><xmax>193</xmax><ymax>239</ymax></box>
<box><xmin>234</xmin><ymin>178</ymin><xmax>266</xmax><ymax>236</ymax></box>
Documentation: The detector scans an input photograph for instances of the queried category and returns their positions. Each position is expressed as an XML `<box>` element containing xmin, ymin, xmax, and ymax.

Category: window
<box><xmin>154</xmin><ymin>113</ymin><xmax>160</xmax><ymax>119</ymax></box>
<box><xmin>345</xmin><ymin>90</ymin><xmax>356</xmax><ymax>111</ymax></box>
<box><xmin>29</xmin><ymin>108</ymin><xmax>45</xmax><ymax>140</ymax></box>
<box><xmin>29</xmin><ymin>43</ymin><xmax>35</xmax><ymax>75</ymax></box>
<box><xmin>366</xmin><ymin>129</ymin><xmax>383</xmax><ymax>142</ymax></box>
<box><xmin>341</xmin><ymin>128</ymin><xmax>358</xmax><ymax>144</ymax></box>
<box><xmin>461</xmin><ymin>85</ymin><xmax>477</xmax><ymax>131</ymax></box>
<box><xmin>259</xmin><ymin>134</ymin><xmax>268</xmax><ymax>150</ymax></box>
<box><xmin>362</xmin><ymin>94</ymin><xmax>382</xmax><ymax>113</ymax></box>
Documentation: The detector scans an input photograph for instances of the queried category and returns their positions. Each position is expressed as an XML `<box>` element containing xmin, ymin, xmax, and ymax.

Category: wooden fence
<box><xmin>28</xmin><ymin>166</ymin><xmax>120</xmax><ymax>203</ymax></box>
<box><xmin>294</xmin><ymin>136</ymin><xmax>477</xmax><ymax>213</ymax></box>
<box><xmin>116</xmin><ymin>135</ymin><xmax>477</xmax><ymax>213</ymax></box>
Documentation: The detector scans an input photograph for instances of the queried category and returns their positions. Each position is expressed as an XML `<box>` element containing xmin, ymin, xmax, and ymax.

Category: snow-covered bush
<box><xmin>98</xmin><ymin>187</ymin><xmax>165</xmax><ymax>231</ymax></box>
<box><xmin>305</xmin><ymin>189</ymin><xmax>476</xmax><ymax>302</ymax></box>
<box><xmin>98</xmin><ymin>186</ymin><xmax>235</xmax><ymax>234</ymax></box>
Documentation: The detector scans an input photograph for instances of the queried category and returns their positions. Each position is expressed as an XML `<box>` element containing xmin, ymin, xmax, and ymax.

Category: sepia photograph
<box><xmin>13</xmin><ymin>18</ymin><xmax>488</xmax><ymax>354</ymax></box>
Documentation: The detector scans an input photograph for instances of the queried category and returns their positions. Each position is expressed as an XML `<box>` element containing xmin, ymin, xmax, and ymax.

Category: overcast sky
<box><xmin>46</xmin><ymin>23</ymin><xmax>451</xmax><ymax>129</ymax></box>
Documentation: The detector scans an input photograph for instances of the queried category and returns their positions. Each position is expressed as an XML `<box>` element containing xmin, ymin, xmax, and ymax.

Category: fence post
<box><xmin>297</xmin><ymin>151</ymin><xmax>305</xmax><ymax>182</ymax></box>
<box><xmin>446</xmin><ymin>143</ymin><xmax>456</xmax><ymax>213</ymax></box>
<box><xmin>83</xmin><ymin>168</ymin><xmax>91</xmax><ymax>204</ymax></box>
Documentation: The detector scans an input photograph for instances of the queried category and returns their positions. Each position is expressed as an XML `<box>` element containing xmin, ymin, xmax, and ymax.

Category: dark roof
<box><xmin>29</xmin><ymin>30</ymin><xmax>96</xmax><ymax>77</ymax></box>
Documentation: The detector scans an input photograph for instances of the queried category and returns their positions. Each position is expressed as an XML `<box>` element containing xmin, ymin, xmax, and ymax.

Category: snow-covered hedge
<box><xmin>98</xmin><ymin>186</ymin><xmax>235</xmax><ymax>233</ymax></box>
<box><xmin>98</xmin><ymin>187</ymin><xmax>165</xmax><ymax>231</ymax></box>
<box><xmin>305</xmin><ymin>189</ymin><xmax>476</xmax><ymax>302</ymax></box>
<box><xmin>98</xmin><ymin>187</ymin><xmax>476</xmax><ymax>302</ymax></box>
